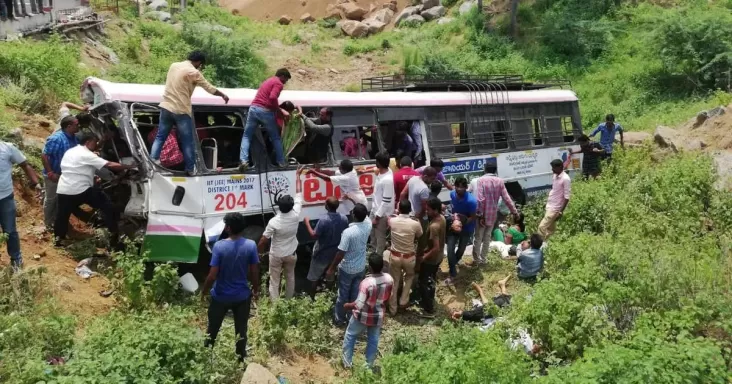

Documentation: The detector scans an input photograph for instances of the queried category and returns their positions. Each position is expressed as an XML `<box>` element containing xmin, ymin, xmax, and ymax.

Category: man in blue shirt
<box><xmin>327</xmin><ymin>203</ymin><xmax>372</xmax><ymax>326</ymax></box>
<box><xmin>590</xmin><ymin>114</ymin><xmax>624</xmax><ymax>162</ymax></box>
<box><xmin>445</xmin><ymin>177</ymin><xmax>477</xmax><ymax>285</ymax></box>
<box><xmin>202</xmin><ymin>212</ymin><xmax>261</xmax><ymax>362</ymax></box>
<box><xmin>41</xmin><ymin>115</ymin><xmax>82</xmax><ymax>230</ymax></box>
<box><xmin>517</xmin><ymin>234</ymin><xmax>544</xmax><ymax>281</ymax></box>
<box><xmin>303</xmin><ymin>196</ymin><xmax>349</xmax><ymax>300</ymax></box>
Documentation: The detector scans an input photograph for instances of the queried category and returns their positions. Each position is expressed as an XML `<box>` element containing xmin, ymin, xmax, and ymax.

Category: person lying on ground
<box><xmin>504</xmin><ymin>212</ymin><xmax>527</xmax><ymax>246</ymax></box>
<box><xmin>450</xmin><ymin>277</ymin><xmax>512</xmax><ymax>323</ymax></box>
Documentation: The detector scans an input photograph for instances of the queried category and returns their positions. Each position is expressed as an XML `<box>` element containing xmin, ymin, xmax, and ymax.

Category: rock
<box><xmin>145</xmin><ymin>10</ymin><xmax>171</xmax><ymax>22</ymax></box>
<box><xmin>297</xmin><ymin>69</ymin><xmax>308</xmax><ymax>75</ymax></box>
<box><xmin>695</xmin><ymin>111</ymin><xmax>708</xmax><ymax>127</ymax></box>
<box><xmin>240</xmin><ymin>363</ymin><xmax>278</xmax><ymax>384</ymax></box>
<box><xmin>421</xmin><ymin>0</ymin><xmax>439</xmax><ymax>10</ymax></box>
<box><xmin>369</xmin><ymin>3</ymin><xmax>377</xmax><ymax>13</ymax></box>
<box><xmin>395</xmin><ymin>5</ymin><xmax>422</xmax><ymax>26</ymax></box>
<box><xmin>278</xmin><ymin>15</ymin><xmax>292</xmax><ymax>25</ymax></box>
<box><xmin>23</xmin><ymin>137</ymin><xmax>45</xmax><ymax>151</ymax></box>
<box><xmin>325</xmin><ymin>4</ymin><xmax>342</xmax><ymax>19</ymax></box>
<box><xmin>338</xmin><ymin>19</ymin><xmax>369</xmax><ymax>37</ymax></box>
<box><xmin>9</xmin><ymin>128</ymin><xmax>22</xmax><ymax>140</ymax></box>
<box><xmin>339</xmin><ymin>3</ymin><xmax>367</xmax><ymax>20</ymax></box>
<box><xmin>336</xmin><ymin>0</ymin><xmax>349</xmax><ymax>3</ymax></box>
<box><xmin>654</xmin><ymin>126</ymin><xmax>678</xmax><ymax>151</ymax></box>
<box><xmin>682</xmin><ymin>138</ymin><xmax>707</xmax><ymax>151</ymax></box>
<box><xmin>459</xmin><ymin>0</ymin><xmax>476</xmax><ymax>14</ymax></box>
<box><xmin>33</xmin><ymin>254</ymin><xmax>41</xmax><ymax>261</ymax></box>
<box><xmin>707</xmin><ymin>106</ymin><xmax>726</xmax><ymax>118</ymax></box>
<box><xmin>39</xmin><ymin>121</ymin><xmax>50</xmax><ymax>128</ymax></box>
<box><xmin>148</xmin><ymin>0</ymin><xmax>167</xmax><ymax>10</ymax></box>
<box><xmin>301</xmin><ymin>0</ymin><xmax>306</xmax><ymax>5</ymax></box>
<box><xmin>421</xmin><ymin>5</ymin><xmax>445</xmax><ymax>20</ymax></box>
<box><xmin>365</xmin><ymin>8</ymin><xmax>393</xmax><ymax>24</ymax></box>
<box><xmin>57</xmin><ymin>278</ymin><xmax>74</xmax><ymax>292</ymax></box>
<box><xmin>328</xmin><ymin>68</ymin><xmax>340</xmax><ymax>74</ymax></box>
<box><xmin>300</xmin><ymin>13</ymin><xmax>315</xmax><ymax>23</ymax></box>
<box><xmin>402</xmin><ymin>14</ymin><xmax>425</xmax><ymax>25</ymax></box>
<box><xmin>383</xmin><ymin>1</ymin><xmax>397</xmax><ymax>11</ymax></box>
<box><xmin>364</xmin><ymin>19</ymin><xmax>386</xmax><ymax>34</ymax></box>
<box><xmin>437</xmin><ymin>16</ymin><xmax>454</xmax><ymax>24</ymax></box>
<box><xmin>623</xmin><ymin>131</ymin><xmax>652</xmax><ymax>147</ymax></box>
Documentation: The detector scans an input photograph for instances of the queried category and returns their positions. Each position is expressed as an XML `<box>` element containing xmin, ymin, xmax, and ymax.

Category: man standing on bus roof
<box><xmin>473</xmin><ymin>163</ymin><xmax>518</xmax><ymax>265</ymax></box>
<box><xmin>370</xmin><ymin>152</ymin><xmax>395</xmax><ymax>257</ymax></box>
<box><xmin>239</xmin><ymin>68</ymin><xmax>292</xmax><ymax>171</ymax></box>
<box><xmin>152</xmin><ymin>51</ymin><xmax>230</xmax><ymax>176</ymax></box>
<box><xmin>589</xmin><ymin>114</ymin><xmax>624</xmax><ymax>162</ymax></box>
<box><xmin>538</xmin><ymin>159</ymin><xmax>571</xmax><ymax>240</ymax></box>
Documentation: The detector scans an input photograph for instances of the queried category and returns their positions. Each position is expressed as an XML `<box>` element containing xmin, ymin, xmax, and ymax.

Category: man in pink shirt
<box><xmin>473</xmin><ymin>163</ymin><xmax>518</xmax><ymax>264</ymax></box>
<box><xmin>538</xmin><ymin>159</ymin><xmax>571</xmax><ymax>240</ymax></box>
<box><xmin>239</xmin><ymin>68</ymin><xmax>291</xmax><ymax>171</ymax></box>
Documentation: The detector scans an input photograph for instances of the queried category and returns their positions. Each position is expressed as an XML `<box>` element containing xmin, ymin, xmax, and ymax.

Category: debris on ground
<box><xmin>75</xmin><ymin>258</ymin><xmax>96</xmax><ymax>279</ymax></box>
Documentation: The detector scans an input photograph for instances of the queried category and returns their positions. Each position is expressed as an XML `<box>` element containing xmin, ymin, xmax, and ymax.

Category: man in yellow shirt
<box><xmin>151</xmin><ymin>51</ymin><xmax>229</xmax><ymax>176</ymax></box>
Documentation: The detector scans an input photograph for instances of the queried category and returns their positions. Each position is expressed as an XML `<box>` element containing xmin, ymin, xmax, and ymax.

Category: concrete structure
<box><xmin>0</xmin><ymin>0</ymin><xmax>84</xmax><ymax>39</ymax></box>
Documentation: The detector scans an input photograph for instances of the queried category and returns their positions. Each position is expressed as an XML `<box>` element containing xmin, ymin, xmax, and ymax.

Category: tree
<box><xmin>510</xmin><ymin>0</ymin><xmax>519</xmax><ymax>40</ymax></box>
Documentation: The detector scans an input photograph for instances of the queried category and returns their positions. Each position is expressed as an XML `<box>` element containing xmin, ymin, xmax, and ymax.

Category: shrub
<box><xmin>250</xmin><ymin>293</ymin><xmax>335</xmax><ymax>355</ymax></box>
<box><xmin>654</xmin><ymin>6</ymin><xmax>732</xmax><ymax>92</ymax></box>
<box><xmin>56</xmin><ymin>309</ymin><xmax>240</xmax><ymax>383</ymax></box>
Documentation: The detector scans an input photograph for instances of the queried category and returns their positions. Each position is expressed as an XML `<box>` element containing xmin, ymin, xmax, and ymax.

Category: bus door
<box><xmin>375</xmin><ymin>108</ymin><xmax>427</xmax><ymax>167</ymax></box>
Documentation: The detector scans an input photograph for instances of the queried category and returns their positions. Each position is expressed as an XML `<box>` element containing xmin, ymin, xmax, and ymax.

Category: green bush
<box><xmin>250</xmin><ymin>293</ymin><xmax>335</xmax><ymax>355</ymax></box>
<box><xmin>0</xmin><ymin>35</ymin><xmax>89</xmax><ymax>111</ymax></box>
<box><xmin>56</xmin><ymin>309</ymin><xmax>240</xmax><ymax>383</ymax></box>
<box><xmin>654</xmin><ymin>6</ymin><xmax>732</xmax><ymax>91</ymax></box>
<box><xmin>111</xmin><ymin>246</ymin><xmax>187</xmax><ymax>310</ymax></box>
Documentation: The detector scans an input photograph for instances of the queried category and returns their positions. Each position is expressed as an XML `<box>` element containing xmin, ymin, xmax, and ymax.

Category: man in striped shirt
<box><xmin>473</xmin><ymin>163</ymin><xmax>518</xmax><ymax>264</ymax></box>
<box><xmin>371</xmin><ymin>152</ymin><xmax>394</xmax><ymax>257</ymax></box>
<box><xmin>342</xmin><ymin>252</ymin><xmax>393</xmax><ymax>369</ymax></box>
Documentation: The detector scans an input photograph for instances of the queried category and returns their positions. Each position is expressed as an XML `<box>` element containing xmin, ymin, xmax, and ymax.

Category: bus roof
<box><xmin>83</xmin><ymin>77</ymin><xmax>579</xmax><ymax>108</ymax></box>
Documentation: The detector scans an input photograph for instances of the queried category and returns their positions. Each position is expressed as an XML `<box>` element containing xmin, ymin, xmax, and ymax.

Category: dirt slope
<box><xmin>220</xmin><ymin>0</ymin><xmax>410</xmax><ymax>22</ymax></box>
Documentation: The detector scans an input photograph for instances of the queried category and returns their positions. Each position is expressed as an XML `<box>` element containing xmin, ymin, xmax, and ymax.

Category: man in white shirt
<box><xmin>258</xmin><ymin>191</ymin><xmax>303</xmax><ymax>300</ymax></box>
<box><xmin>54</xmin><ymin>132</ymin><xmax>136</xmax><ymax>249</ymax></box>
<box><xmin>0</xmin><ymin>140</ymin><xmax>41</xmax><ymax>272</ymax></box>
<box><xmin>538</xmin><ymin>159</ymin><xmax>571</xmax><ymax>240</ymax></box>
<box><xmin>370</xmin><ymin>152</ymin><xmax>394</xmax><ymax>257</ymax></box>
<box><xmin>309</xmin><ymin>159</ymin><xmax>367</xmax><ymax>216</ymax></box>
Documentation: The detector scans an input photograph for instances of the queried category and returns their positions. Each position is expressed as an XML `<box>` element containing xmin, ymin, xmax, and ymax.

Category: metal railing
<box><xmin>360</xmin><ymin>74</ymin><xmax>572</xmax><ymax>92</ymax></box>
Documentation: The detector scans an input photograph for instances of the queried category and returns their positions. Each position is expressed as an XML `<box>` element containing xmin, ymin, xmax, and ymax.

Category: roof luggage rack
<box><xmin>360</xmin><ymin>74</ymin><xmax>571</xmax><ymax>92</ymax></box>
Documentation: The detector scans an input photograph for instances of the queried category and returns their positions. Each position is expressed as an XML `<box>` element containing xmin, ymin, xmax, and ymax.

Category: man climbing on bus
<box><xmin>239</xmin><ymin>68</ymin><xmax>292</xmax><ymax>171</ymax></box>
<box><xmin>590</xmin><ymin>113</ymin><xmax>624</xmax><ymax>163</ymax></box>
<box><xmin>151</xmin><ymin>51</ymin><xmax>229</xmax><ymax>176</ymax></box>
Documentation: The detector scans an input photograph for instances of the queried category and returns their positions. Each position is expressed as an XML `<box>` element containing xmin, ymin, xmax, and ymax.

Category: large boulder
<box><xmin>421</xmin><ymin>5</ymin><xmax>445</xmax><ymax>20</ymax></box>
<box><xmin>339</xmin><ymin>2</ymin><xmax>367</xmax><ymax>20</ymax></box>
<box><xmin>364</xmin><ymin>19</ymin><xmax>386</xmax><ymax>34</ymax></box>
<box><xmin>278</xmin><ymin>15</ymin><xmax>292</xmax><ymax>25</ymax></box>
<box><xmin>241</xmin><ymin>363</ymin><xmax>278</xmax><ymax>384</ymax></box>
<box><xmin>338</xmin><ymin>19</ymin><xmax>369</xmax><ymax>37</ymax></box>
<box><xmin>421</xmin><ymin>0</ymin><xmax>439</xmax><ymax>10</ymax></box>
<box><xmin>148</xmin><ymin>0</ymin><xmax>167</xmax><ymax>11</ymax></box>
<box><xmin>459</xmin><ymin>0</ymin><xmax>476</xmax><ymax>14</ymax></box>
<box><xmin>395</xmin><ymin>5</ymin><xmax>422</xmax><ymax>26</ymax></box>
<box><xmin>402</xmin><ymin>14</ymin><xmax>425</xmax><ymax>25</ymax></box>
<box><xmin>654</xmin><ymin>126</ymin><xmax>678</xmax><ymax>151</ymax></box>
<box><xmin>623</xmin><ymin>131</ymin><xmax>652</xmax><ymax>147</ymax></box>
<box><xmin>384</xmin><ymin>0</ymin><xmax>397</xmax><ymax>11</ymax></box>
<box><xmin>325</xmin><ymin>4</ymin><xmax>342</xmax><ymax>19</ymax></box>
<box><xmin>145</xmin><ymin>10</ymin><xmax>171</xmax><ymax>22</ymax></box>
<box><xmin>365</xmin><ymin>8</ymin><xmax>394</xmax><ymax>24</ymax></box>
<box><xmin>300</xmin><ymin>13</ymin><xmax>315</xmax><ymax>23</ymax></box>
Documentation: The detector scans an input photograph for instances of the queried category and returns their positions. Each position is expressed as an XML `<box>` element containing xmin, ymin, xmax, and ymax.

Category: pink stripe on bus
<box><xmin>147</xmin><ymin>224</ymin><xmax>201</xmax><ymax>234</ymax></box>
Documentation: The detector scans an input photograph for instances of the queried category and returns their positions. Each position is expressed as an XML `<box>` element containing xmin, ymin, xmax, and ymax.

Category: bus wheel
<box><xmin>505</xmin><ymin>181</ymin><xmax>527</xmax><ymax>207</ymax></box>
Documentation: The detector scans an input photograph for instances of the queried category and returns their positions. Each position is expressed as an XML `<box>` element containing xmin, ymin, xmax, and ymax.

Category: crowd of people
<box><xmin>0</xmin><ymin>50</ymin><xmax>626</xmax><ymax>370</ymax></box>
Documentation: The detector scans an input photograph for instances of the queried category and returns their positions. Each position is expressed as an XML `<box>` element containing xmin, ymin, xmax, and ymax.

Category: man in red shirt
<box><xmin>392</xmin><ymin>156</ymin><xmax>419</xmax><ymax>208</ymax></box>
<box><xmin>239</xmin><ymin>68</ymin><xmax>292</xmax><ymax>171</ymax></box>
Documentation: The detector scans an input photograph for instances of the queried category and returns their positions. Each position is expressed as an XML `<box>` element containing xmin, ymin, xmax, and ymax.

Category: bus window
<box><xmin>428</xmin><ymin>108</ymin><xmax>468</xmax><ymax>156</ymax></box>
<box><xmin>472</xmin><ymin>119</ymin><xmax>510</xmax><ymax>152</ymax></box>
<box><xmin>194</xmin><ymin>111</ymin><xmax>243</xmax><ymax>171</ymax></box>
<box><xmin>544</xmin><ymin>102</ymin><xmax>576</xmax><ymax>144</ymax></box>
